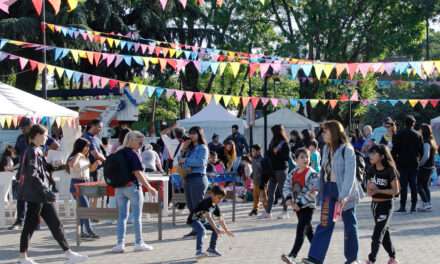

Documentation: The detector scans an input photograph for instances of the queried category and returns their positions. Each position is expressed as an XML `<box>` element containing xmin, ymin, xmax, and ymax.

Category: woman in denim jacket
<box><xmin>303</xmin><ymin>120</ymin><xmax>362</xmax><ymax>264</ymax></box>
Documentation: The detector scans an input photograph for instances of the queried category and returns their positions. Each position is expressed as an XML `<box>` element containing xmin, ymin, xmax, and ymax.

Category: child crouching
<box><xmin>190</xmin><ymin>185</ymin><xmax>234</xmax><ymax>259</ymax></box>
<box><xmin>281</xmin><ymin>148</ymin><xmax>320</xmax><ymax>264</ymax></box>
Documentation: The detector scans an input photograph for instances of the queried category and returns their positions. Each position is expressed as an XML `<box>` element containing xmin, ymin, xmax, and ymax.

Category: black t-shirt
<box><xmin>367</xmin><ymin>167</ymin><xmax>397</xmax><ymax>199</ymax></box>
<box><xmin>121</xmin><ymin>147</ymin><xmax>144</xmax><ymax>185</ymax></box>
<box><xmin>190</xmin><ymin>197</ymin><xmax>221</xmax><ymax>223</ymax></box>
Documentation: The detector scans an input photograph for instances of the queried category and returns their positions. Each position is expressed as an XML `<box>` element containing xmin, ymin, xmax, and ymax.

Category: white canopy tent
<box><xmin>177</xmin><ymin>101</ymin><xmax>247</xmax><ymax>142</ymax></box>
<box><xmin>252</xmin><ymin>108</ymin><xmax>319</xmax><ymax>149</ymax></box>
<box><xmin>431</xmin><ymin>116</ymin><xmax>440</xmax><ymax>145</ymax></box>
<box><xmin>0</xmin><ymin>82</ymin><xmax>80</xmax><ymax>160</ymax></box>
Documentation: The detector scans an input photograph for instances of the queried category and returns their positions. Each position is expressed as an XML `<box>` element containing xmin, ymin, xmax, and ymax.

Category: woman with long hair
<box><xmin>260</xmin><ymin>124</ymin><xmax>290</xmax><ymax>219</ymax></box>
<box><xmin>220</xmin><ymin>140</ymin><xmax>237</xmax><ymax>172</ymax></box>
<box><xmin>179</xmin><ymin>126</ymin><xmax>209</xmax><ymax>237</ymax></box>
<box><xmin>301</xmin><ymin>129</ymin><xmax>316</xmax><ymax>148</ymax></box>
<box><xmin>289</xmin><ymin>130</ymin><xmax>304</xmax><ymax>158</ymax></box>
<box><xmin>302</xmin><ymin>120</ymin><xmax>362</xmax><ymax>264</ymax></box>
<box><xmin>0</xmin><ymin>145</ymin><xmax>16</xmax><ymax>171</ymax></box>
<box><xmin>417</xmin><ymin>124</ymin><xmax>437</xmax><ymax>211</ymax></box>
<box><xmin>364</xmin><ymin>144</ymin><xmax>400</xmax><ymax>264</ymax></box>
<box><xmin>67</xmin><ymin>138</ymin><xmax>102</xmax><ymax>239</ymax></box>
<box><xmin>19</xmin><ymin>125</ymin><xmax>87</xmax><ymax>264</ymax></box>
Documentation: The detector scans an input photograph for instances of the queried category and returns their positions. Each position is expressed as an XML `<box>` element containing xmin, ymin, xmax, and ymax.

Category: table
<box><xmin>146</xmin><ymin>173</ymin><xmax>169</xmax><ymax>216</ymax></box>
<box><xmin>74</xmin><ymin>182</ymin><xmax>163</xmax><ymax>246</ymax></box>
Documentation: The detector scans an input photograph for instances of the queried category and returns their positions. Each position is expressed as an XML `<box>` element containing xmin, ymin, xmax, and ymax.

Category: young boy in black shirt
<box><xmin>190</xmin><ymin>186</ymin><xmax>234</xmax><ymax>258</ymax></box>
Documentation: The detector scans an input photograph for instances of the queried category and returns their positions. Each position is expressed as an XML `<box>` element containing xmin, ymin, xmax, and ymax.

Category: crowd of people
<box><xmin>1</xmin><ymin>114</ymin><xmax>438</xmax><ymax>264</ymax></box>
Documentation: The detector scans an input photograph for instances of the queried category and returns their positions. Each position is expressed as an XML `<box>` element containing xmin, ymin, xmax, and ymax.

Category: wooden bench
<box><xmin>75</xmin><ymin>183</ymin><xmax>163</xmax><ymax>246</ymax></box>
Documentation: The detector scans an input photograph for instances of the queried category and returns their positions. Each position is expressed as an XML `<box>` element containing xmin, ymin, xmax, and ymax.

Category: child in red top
<box><xmin>281</xmin><ymin>148</ymin><xmax>320</xmax><ymax>264</ymax></box>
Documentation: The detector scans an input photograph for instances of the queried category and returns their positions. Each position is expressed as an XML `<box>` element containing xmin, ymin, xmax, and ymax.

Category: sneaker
<box><xmin>134</xmin><ymin>243</ymin><xmax>154</xmax><ymax>252</ymax></box>
<box><xmin>111</xmin><ymin>244</ymin><xmax>125</xmax><ymax>253</ymax></box>
<box><xmin>88</xmin><ymin>232</ymin><xmax>100</xmax><ymax>239</ymax></box>
<box><xmin>281</xmin><ymin>254</ymin><xmax>296</xmax><ymax>264</ymax></box>
<box><xmin>18</xmin><ymin>257</ymin><xmax>39</xmax><ymax>264</ymax></box>
<box><xmin>277</xmin><ymin>211</ymin><xmax>290</xmax><ymax>220</ymax></box>
<box><xmin>8</xmin><ymin>222</ymin><xmax>22</xmax><ymax>231</ymax></box>
<box><xmin>425</xmin><ymin>203</ymin><xmax>433</xmax><ymax>210</ymax></box>
<box><xmin>395</xmin><ymin>208</ymin><xmax>406</xmax><ymax>213</ymax></box>
<box><xmin>387</xmin><ymin>258</ymin><xmax>399</xmax><ymax>264</ymax></box>
<box><xmin>183</xmin><ymin>231</ymin><xmax>196</xmax><ymax>239</ymax></box>
<box><xmin>300</xmin><ymin>259</ymin><xmax>317</xmax><ymax>264</ymax></box>
<box><xmin>249</xmin><ymin>209</ymin><xmax>258</xmax><ymax>216</ymax></box>
<box><xmin>257</xmin><ymin>212</ymin><xmax>272</xmax><ymax>220</ymax></box>
<box><xmin>195</xmin><ymin>251</ymin><xmax>208</xmax><ymax>259</ymax></box>
<box><xmin>207</xmin><ymin>248</ymin><xmax>222</xmax><ymax>257</ymax></box>
<box><xmin>65</xmin><ymin>251</ymin><xmax>88</xmax><ymax>264</ymax></box>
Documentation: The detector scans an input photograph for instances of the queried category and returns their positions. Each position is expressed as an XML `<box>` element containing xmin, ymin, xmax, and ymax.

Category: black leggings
<box><xmin>418</xmin><ymin>168</ymin><xmax>433</xmax><ymax>203</ymax></box>
<box><xmin>289</xmin><ymin>207</ymin><xmax>314</xmax><ymax>258</ymax></box>
<box><xmin>368</xmin><ymin>200</ymin><xmax>396</xmax><ymax>263</ymax></box>
<box><xmin>20</xmin><ymin>202</ymin><xmax>69</xmax><ymax>253</ymax></box>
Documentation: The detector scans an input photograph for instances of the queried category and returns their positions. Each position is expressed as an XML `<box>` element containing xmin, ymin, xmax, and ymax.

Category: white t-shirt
<box><xmin>69</xmin><ymin>155</ymin><xmax>90</xmax><ymax>181</ymax></box>
<box><xmin>142</xmin><ymin>149</ymin><xmax>160</xmax><ymax>171</ymax></box>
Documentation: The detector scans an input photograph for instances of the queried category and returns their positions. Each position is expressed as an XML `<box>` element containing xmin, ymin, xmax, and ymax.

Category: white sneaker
<box><xmin>19</xmin><ymin>258</ymin><xmax>39</xmax><ymax>264</ymax></box>
<box><xmin>257</xmin><ymin>212</ymin><xmax>272</xmax><ymax>220</ymax></box>
<box><xmin>111</xmin><ymin>244</ymin><xmax>125</xmax><ymax>253</ymax></box>
<box><xmin>134</xmin><ymin>243</ymin><xmax>154</xmax><ymax>252</ymax></box>
<box><xmin>277</xmin><ymin>211</ymin><xmax>290</xmax><ymax>220</ymax></box>
<box><xmin>425</xmin><ymin>202</ymin><xmax>433</xmax><ymax>211</ymax></box>
<box><xmin>65</xmin><ymin>251</ymin><xmax>88</xmax><ymax>264</ymax></box>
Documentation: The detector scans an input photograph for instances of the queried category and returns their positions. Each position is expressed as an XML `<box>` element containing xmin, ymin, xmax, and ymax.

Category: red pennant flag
<box><xmin>29</xmin><ymin>60</ymin><xmax>38</xmax><ymax>71</ymax></box>
<box><xmin>47</xmin><ymin>0</ymin><xmax>60</xmax><ymax>14</ymax></box>
<box><xmin>329</xmin><ymin>100</ymin><xmax>338</xmax><ymax>109</ymax></box>
<box><xmin>109</xmin><ymin>80</ymin><xmax>119</xmax><ymax>89</ymax></box>
<box><xmin>251</xmin><ymin>97</ymin><xmax>260</xmax><ymax>109</ymax></box>
<box><xmin>241</xmin><ymin>97</ymin><xmax>250</xmax><ymax>108</ymax></box>
<box><xmin>194</xmin><ymin>92</ymin><xmax>204</xmax><ymax>105</ymax></box>
<box><xmin>339</xmin><ymin>94</ymin><xmax>349</xmax><ymax>102</ymax></box>
<box><xmin>93</xmin><ymin>52</ymin><xmax>102</xmax><ymax>65</ymax></box>
<box><xmin>32</xmin><ymin>0</ymin><xmax>42</xmax><ymax>15</ymax></box>
<box><xmin>430</xmin><ymin>99</ymin><xmax>439</xmax><ymax>108</ymax></box>
<box><xmin>249</xmin><ymin>63</ymin><xmax>259</xmax><ymax>77</ymax></box>
<box><xmin>347</xmin><ymin>63</ymin><xmax>358</xmax><ymax>79</ymax></box>
<box><xmin>167</xmin><ymin>59</ymin><xmax>177</xmax><ymax>70</ymax></box>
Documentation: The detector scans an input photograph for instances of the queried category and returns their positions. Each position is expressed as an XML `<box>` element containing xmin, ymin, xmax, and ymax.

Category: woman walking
<box><xmin>417</xmin><ymin>124</ymin><xmax>437</xmax><ymax>211</ymax></box>
<box><xmin>18</xmin><ymin>124</ymin><xmax>87</xmax><ymax>264</ymax></box>
<box><xmin>302</xmin><ymin>120</ymin><xmax>362</xmax><ymax>264</ymax></box>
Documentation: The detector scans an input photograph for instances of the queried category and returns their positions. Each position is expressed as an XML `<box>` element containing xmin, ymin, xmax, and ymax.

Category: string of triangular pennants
<box><xmin>0</xmin><ymin>114</ymin><xmax>78</xmax><ymax>129</ymax></box>
<box><xmin>0</xmin><ymin>0</ymin><xmax>78</xmax><ymax>15</ymax></box>
<box><xmin>159</xmin><ymin>0</ymin><xmax>224</xmax><ymax>10</ymax></box>
<box><xmin>1</xmin><ymin>50</ymin><xmax>438</xmax><ymax>111</ymax></box>
<box><xmin>3</xmin><ymin>37</ymin><xmax>440</xmax><ymax>82</ymax></box>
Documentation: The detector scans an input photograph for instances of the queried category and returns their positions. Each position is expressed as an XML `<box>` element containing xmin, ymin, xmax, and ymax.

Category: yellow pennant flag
<box><xmin>60</xmin><ymin>117</ymin><xmax>67</xmax><ymax>128</ymax></box>
<box><xmin>46</xmin><ymin>65</ymin><xmax>55</xmax><ymax>75</ymax></box>
<box><xmin>67</xmin><ymin>0</ymin><xmax>78</xmax><ymax>11</ymax></box>
<box><xmin>128</xmin><ymin>83</ymin><xmax>137</xmax><ymax>93</ymax></box>
<box><xmin>176</xmin><ymin>50</ymin><xmax>183</xmax><ymax>58</ymax></box>
<box><xmin>78</xmin><ymin>50</ymin><xmax>87</xmax><ymax>58</ymax></box>
<box><xmin>47</xmin><ymin>23</ymin><xmax>55</xmax><ymax>32</ymax></box>
<box><xmin>260</xmin><ymin>0</ymin><xmax>265</xmax><ymax>4</ymax></box>
<box><xmin>323</xmin><ymin>64</ymin><xmax>335</xmax><ymax>78</ymax></box>
<box><xmin>107</xmin><ymin>38</ymin><xmax>114</xmax><ymax>48</ymax></box>
<box><xmin>149</xmin><ymin>57</ymin><xmax>159</xmax><ymax>65</ymax></box>
<box><xmin>227</xmin><ymin>51</ymin><xmax>235</xmax><ymax>57</ymax></box>
<box><xmin>229</xmin><ymin>62</ymin><xmax>241</xmax><ymax>78</ymax></box>
<box><xmin>309</xmin><ymin>99</ymin><xmax>320</xmax><ymax>108</ymax></box>
<box><xmin>169</xmin><ymin>49</ymin><xmax>176</xmax><ymax>58</ymax></box>
<box><xmin>222</xmin><ymin>95</ymin><xmax>232</xmax><ymax>106</ymax></box>
<box><xmin>231</xmin><ymin>96</ymin><xmax>240</xmax><ymax>106</ymax></box>
<box><xmin>70</xmin><ymin>50</ymin><xmax>80</xmax><ymax>64</ymax></box>
<box><xmin>213</xmin><ymin>94</ymin><xmax>222</xmax><ymax>104</ymax></box>
<box><xmin>218</xmin><ymin>62</ymin><xmax>227</xmax><ymax>76</ymax></box>
<box><xmin>320</xmin><ymin>99</ymin><xmax>328</xmax><ymax>105</ymax></box>
<box><xmin>422</xmin><ymin>61</ymin><xmax>435</xmax><ymax>76</ymax></box>
<box><xmin>408</xmin><ymin>99</ymin><xmax>418</xmax><ymax>108</ymax></box>
<box><xmin>113</xmin><ymin>39</ymin><xmax>120</xmax><ymax>48</ymax></box>
<box><xmin>5</xmin><ymin>116</ymin><xmax>12</xmax><ymax>128</ymax></box>
<box><xmin>55</xmin><ymin>67</ymin><xmax>65</xmax><ymax>78</ymax></box>
<box><xmin>0</xmin><ymin>116</ymin><xmax>5</xmax><ymax>128</ymax></box>
<box><xmin>142</xmin><ymin>58</ymin><xmax>149</xmax><ymax>71</ymax></box>
<box><xmin>137</xmin><ymin>85</ymin><xmax>146</xmax><ymax>95</ymax></box>
<box><xmin>314</xmin><ymin>63</ymin><xmax>325</xmax><ymax>79</ymax></box>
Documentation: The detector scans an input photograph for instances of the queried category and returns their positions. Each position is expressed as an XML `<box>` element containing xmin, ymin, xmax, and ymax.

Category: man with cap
<box><xmin>8</xmin><ymin>117</ymin><xmax>32</xmax><ymax>230</ymax></box>
<box><xmin>392</xmin><ymin>115</ymin><xmax>424</xmax><ymax>213</ymax></box>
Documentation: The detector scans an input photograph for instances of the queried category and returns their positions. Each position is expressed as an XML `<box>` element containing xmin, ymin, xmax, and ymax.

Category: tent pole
<box><xmin>263</xmin><ymin>76</ymin><xmax>268</xmax><ymax>152</ymax></box>
<box><xmin>41</xmin><ymin>0</ymin><xmax>47</xmax><ymax>99</ymax></box>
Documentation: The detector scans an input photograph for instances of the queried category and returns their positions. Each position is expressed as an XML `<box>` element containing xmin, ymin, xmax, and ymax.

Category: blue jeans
<box><xmin>308</xmin><ymin>182</ymin><xmax>359</xmax><ymax>264</ymax></box>
<box><xmin>192</xmin><ymin>220</ymin><xmax>218</xmax><ymax>252</ymax></box>
<box><xmin>184</xmin><ymin>175</ymin><xmax>209</xmax><ymax>212</ymax></box>
<box><xmin>116</xmin><ymin>184</ymin><xmax>144</xmax><ymax>245</ymax></box>
<box><xmin>70</xmin><ymin>179</ymin><xmax>93</xmax><ymax>234</ymax></box>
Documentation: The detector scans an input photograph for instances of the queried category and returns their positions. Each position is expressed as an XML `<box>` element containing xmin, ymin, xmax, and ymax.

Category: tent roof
<box><xmin>178</xmin><ymin>101</ymin><xmax>246</xmax><ymax>127</ymax></box>
<box><xmin>0</xmin><ymin>82</ymin><xmax>78</xmax><ymax>118</ymax></box>
<box><xmin>254</xmin><ymin>108</ymin><xmax>319</xmax><ymax>128</ymax></box>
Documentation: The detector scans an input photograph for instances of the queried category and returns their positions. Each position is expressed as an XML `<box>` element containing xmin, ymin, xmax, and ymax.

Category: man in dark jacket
<box><xmin>392</xmin><ymin>115</ymin><xmax>424</xmax><ymax>212</ymax></box>
<box><xmin>226</xmin><ymin>125</ymin><xmax>249</xmax><ymax>157</ymax></box>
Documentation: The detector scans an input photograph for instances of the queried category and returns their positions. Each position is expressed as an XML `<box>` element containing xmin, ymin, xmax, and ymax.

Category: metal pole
<box><xmin>41</xmin><ymin>0</ymin><xmax>47</xmax><ymax>99</ymax></box>
<box><xmin>426</xmin><ymin>18</ymin><xmax>430</xmax><ymax>60</ymax></box>
<box><xmin>248</xmin><ymin>45</ymin><xmax>253</xmax><ymax>146</ymax></box>
<box><xmin>263</xmin><ymin>76</ymin><xmax>268</xmax><ymax>152</ymax></box>
<box><xmin>348</xmin><ymin>88</ymin><xmax>352</xmax><ymax>131</ymax></box>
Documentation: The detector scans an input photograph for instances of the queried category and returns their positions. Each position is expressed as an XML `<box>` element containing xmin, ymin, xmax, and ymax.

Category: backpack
<box><xmin>104</xmin><ymin>150</ymin><xmax>133</xmax><ymax>188</ymax></box>
<box><xmin>342</xmin><ymin>146</ymin><xmax>367</xmax><ymax>192</ymax></box>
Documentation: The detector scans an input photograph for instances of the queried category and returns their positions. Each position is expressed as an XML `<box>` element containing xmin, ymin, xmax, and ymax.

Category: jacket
<box><xmin>320</xmin><ymin>144</ymin><xmax>362</xmax><ymax>211</ymax></box>
<box><xmin>19</xmin><ymin>145</ymin><xmax>52</xmax><ymax>203</ymax></box>
<box><xmin>251</xmin><ymin>155</ymin><xmax>263</xmax><ymax>183</ymax></box>
<box><xmin>226</xmin><ymin>132</ymin><xmax>249</xmax><ymax>156</ymax></box>
<box><xmin>268</xmin><ymin>140</ymin><xmax>290</xmax><ymax>171</ymax></box>
<box><xmin>392</xmin><ymin>128</ymin><xmax>424</xmax><ymax>169</ymax></box>
<box><xmin>183</xmin><ymin>144</ymin><xmax>209</xmax><ymax>174</ymax></box>
<box><xmin>283</xmin><ymin>167</ymin><xmax>320</xmax><ymax>209</ymax></box>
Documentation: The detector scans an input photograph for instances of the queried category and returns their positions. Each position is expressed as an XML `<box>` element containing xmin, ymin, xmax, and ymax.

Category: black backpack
<box><xmin>104</xmin><ymin>150</ymin><xmax>133</xmax><ymax>188</ymax></box>
<box><xmin>342</xmin><ymin>146</ymin><xmax>367</xmax><ymax>192</ymax></box>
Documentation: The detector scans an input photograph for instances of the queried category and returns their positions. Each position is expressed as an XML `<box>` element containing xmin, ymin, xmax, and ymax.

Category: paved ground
<box><xmin>1</xmin><ymin>187</ymin><xmax>440</xmax><ymax>264</ymax></box>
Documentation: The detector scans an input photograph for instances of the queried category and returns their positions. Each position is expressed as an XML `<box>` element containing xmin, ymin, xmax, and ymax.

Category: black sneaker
<box><xmin>7</xmin><ymin>222</ymin><xmax>22</xmax><ymax>231</ymax></box>
<box><xmin>80</xmin><ymin>233</ymin><xmax>93</xmax><ymax>240</ymax></box>
<box><xmin>183</xmin><ymin>231</ymin><xmax>196</xmax><ymax>239</ymax></box>
<box><xmin>249</xmin><ymin>209</ymin><xmax>258</xmax><ymax>216</ymax></box>
<box><xmin>395</xmin><ymin>208</ymin><xmax>406</xmax><ymax>213</ymax></box>
<box><xmin>88</xmin><ymin>232</ymin><xmax>100</xmax><ymax>239</ymax></box>
<box><xmin>207</xmin><ymin>248</ymin><xmax>222</xmax><ymax>257</ymax></box>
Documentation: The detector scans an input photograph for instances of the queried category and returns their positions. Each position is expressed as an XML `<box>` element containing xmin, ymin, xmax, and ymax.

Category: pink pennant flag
<box><xmin>350</xmin><ymin>90</ymin><xmax>359</xmax><ymax>101</ymax></box>
<box><xmin>176</xmin><ymin>59</ymin><xmax>188</xmax><ymax>72</ymax></box>
<box><xmin>106</xmin><ymin>54</ymin><xmax>116</xmax><ymax>66</ymax></box>
<box><xmin>18</xmin><ymin>57</ymin><xmax>28</xmax><ymax>70</ymax></box>
<box><xmin>32</xmin><ymin>0</ymin><xmax>42</xmax><ymax>15</ymax></box>
<box><xmin>159</xmin><ymin>0</ymin><xmax>167</xmax><ymax>9</ymax></box>
<box><xmin>241</xmin><ymin>97</ymin><xmax>250</xmax><ymax>108</ymax></box>
<box><xmin>271</xmin><ymin>63</ymin><xmax>281</xmax><ymax>74</ymax></box>
<box><xmin>347</xmin><ymin>63</ymin><xmax>358</xmax><ymax>79</ymax></box>
<box><xmin>372</xmin><ymin>63</ymin><xmax>384</xmax><ymax>74</ymax></box>
<box><xmin>178</xmin><ymin>0</ymin><xmax>187</xmax><ymax>8</ymax></box>
<box><xmin>358</xmin><ymin>63</ymin><xmax>370</xmax><ymax>77</ymax></box>
<box><xmin>249</xmin><ymin>63</ymin><xmax>259</xmax><ymax>77</ymax></box>
<box><xmin>140</xmin><ymin>44</ymin><xmax>148</xmax><ymax>54</ymax></box>
<box><xmin>192</xmin><ymin>61</ymin><xmax>201</xmax><ymax>73</ymax></box>
<box><xmin>166</xmin><ymin>89</ymin><xmax>176</xmax><ymax>98</ymax></box>
<box><xmin>134</xmin><ymin>43</ymin><xmax>140</xmax><ymax>53</ymax></box>
<box><xmin>384</xmin><ymin>63</ymin><xmax>395</xmax><ymax>76</ymax></box>
<box><xmin>260</xmin><ymin>63</ymin><xmax>270</xmax><ymax>78</ymax></box>
<box><xmin>194</xmin><ymin>92</ymin><xmax>204</xmax><ymax>105</ymax></box>
<box><xmin>185</xmin><ymin>91</ymin><xmax>194</xmax><ymax>102</ymax></box>
<box><xmin>420</xmin><ymin>100</ymin><xmax>429</xmax><ymax>108</ymax></box>
<box><xmin>175</xmin><ymin>90</ymin><xmax>184</xmax><ymax>102</ymax></box>
<box><xmin>91</xmin><ymin>75</ymin><xmax>100</xmax><ymax>88</ymax></box>
<box><xmin>147</xmin><ymin>45</ymin><xmax>155</xmax><ymax>54</ymax></box>
<box><xmin>0</xmin><ymin>0</ymin><xmax>17</xmax><ymax>14</ymax></box>
<box><xmin>329</xmin><ymin>100</ymin><xmax>338</xmax><ymax>109</ymax></box>
<box><xmin>260</xmin><ymin>97</ymin><xmax>270</xmax><ymax>106</ymax></box>
<box><xmin>270</xmin><ymin>98</ymin><xmax>279</xmax><ymax>107</ymax></box>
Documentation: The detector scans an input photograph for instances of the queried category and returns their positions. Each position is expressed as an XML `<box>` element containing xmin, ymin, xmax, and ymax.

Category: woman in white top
<box><xmin>67</xmin><ymin>138</ymin><xmax>102</xmax><ymax>239</ymax></box>
<box><xmin>141</xmin><ymin>144</ymin><xmax>164</xmax><ymax>173</ymax></box>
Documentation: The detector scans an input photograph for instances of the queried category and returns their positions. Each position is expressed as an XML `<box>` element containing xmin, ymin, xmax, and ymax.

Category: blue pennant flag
<box><xmin>132</xmin><ymin>56</ymin><xmax>144</xmax><ymax>66</ymax></box>
<box><xmin>201</xmin><ymin>62</ymin><xmax>211</xmax><ymax>74</ymax></box>
<box><xmin>120</xmin><ymin>41</ymin><xmax>127</xmax><ymax>50</ymax></box>
<box><xmin>54</xmin><ymin>48</ymin><xmax>64</xmax><ymax>61</ymax></box>
<box><xmin>184</xmin><ymin>51</ymin><xmax>191</xmax><ymax>59</ymax></box>
<box><xmin>301</xmin><ymin>65</ymin><xmax>313</xmax><ymax>77</ymax></box>
<box><xmin>290</xmin><ymin>99</ymin><xmax>298</xmax><ymax>107</ymax></box>
<box><xmin>0</xmin><ymin>39</ymin><xmax>7</xmax><ymax>49</ymax></box>
<box><xmin>299</xmin><ymin>99</ymin><xmax>309</xmax><ymax>107</ymax></box>
<box><xmin>72</xmin><ymin>72</ymin><xmax>82</xmax><ymax>83</ymax></box>
<box><xmin>123</xmin><ymin>56</ymin><xmax>132</xmax><ymax>66</ymax></box>
<box><xmin>290</xmin><ymin>64</ymin><xmax>299</xmax><ymax>80</ymax></box>
<box><xmin>388</xmin><ymin>100</ymin><xmax>399</xmax><ymax>106</ymax></box>
<box><xmin>126</xmin><ymin>42</ymin><xmax>134</xmax><ymax>51</ymax></box>
<box><xmin>65</xmin><ymin>70</ymin><xmax>74</xmax><ymax>80</ymax></box>
<box><xmin>155</xmin><ymin>87</ymin><xmax>164</xmax><ymax>98</ymax></box>
<box><xmin>210</xmin><ymin>62</ymin><xmax>220</xmax><ymax>73</ymax></box>
<box><xmin>147</xmin><ymin>86</ymin><xmax>155</xmax><ymax>97</ymax></box>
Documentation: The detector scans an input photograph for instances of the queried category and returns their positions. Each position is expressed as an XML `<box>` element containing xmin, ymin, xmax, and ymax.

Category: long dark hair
<box><xmin>420</xmin><ymin>123</ymin><xmax>438</xmax><ymax>151</ymax></box>
<box><xmin>0</xmin><ymin>145</ymin><xmax>15</xmax><ymax>171</ymax></box>
<box><xmin>290</xmin><ymin>130</ymin><xmax>302</xmax><ymax>143</ymax></box>
<box><xmin>271</xmin><ymin>124</ymin><xmax>289</xmax><ymax>146</ymax></box>
<box><xmin>368</xmin><ymin>144</ymin><xmax>399</xmax><ymax>177</ymax></box>
<box><xmin>66</xmin><ymin>138</ymin><xmax>90</xmax><ymax>173</ymax></box>
<box><xmin>301</xmin><ymin>129</ymin><xmax>315</xmax><ymax>147</ymax></box>
<box><xmin>188</xmin><ymin>126</ymin><xmax>207</xmax><ymax>148</ymax></box>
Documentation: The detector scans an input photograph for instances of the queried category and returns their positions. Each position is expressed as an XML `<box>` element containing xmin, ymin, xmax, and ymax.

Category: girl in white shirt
<box><xmin>67</xmin><ymin>138</ymin><xmax>102</xmax><ymax>239</ymax></box>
